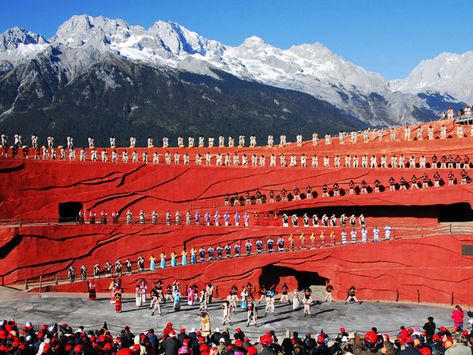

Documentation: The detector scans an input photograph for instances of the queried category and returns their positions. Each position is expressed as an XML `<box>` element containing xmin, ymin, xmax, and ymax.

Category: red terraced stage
<box><xmin>0</xmin><ymin>118</ymin><xmax>473</xmax><ymax>306</ymax></box>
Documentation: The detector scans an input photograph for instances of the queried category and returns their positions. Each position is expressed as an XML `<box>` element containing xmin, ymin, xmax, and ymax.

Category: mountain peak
<box><xmin>241</xmin><ymin>35</ymin><xmax>265</xmax><ymax>47</ymax></box>
<box><xmin>0</xmin><ymin>26</ymin><xmax>46</xmax><ymax>51</ymax></box>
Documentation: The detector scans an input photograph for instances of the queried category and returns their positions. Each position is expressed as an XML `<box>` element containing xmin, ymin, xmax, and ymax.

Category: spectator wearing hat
<box><xmin>164</xmin><ymin>330</ymin><xmax>180</xmax><ymax>355</ymax></box>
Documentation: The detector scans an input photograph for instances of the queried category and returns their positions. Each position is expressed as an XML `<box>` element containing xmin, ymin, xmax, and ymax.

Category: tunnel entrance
<box><xmin>280</xmin><ymin>203</ymin><xmax>473</xmax><ymax>222</ymax></box>
<box><xmin>259</xmin><ymin>265</ymin><xmax>328</xmax><ymax>290</ymax></box>
<box><xmin>58</xmin><ymin>202</ymin><xmax>83</xmax><ymax>222</ymax></box>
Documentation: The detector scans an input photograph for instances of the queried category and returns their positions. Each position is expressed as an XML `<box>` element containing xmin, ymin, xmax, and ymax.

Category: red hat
<box><xmin>317</xmin><ymin>336</ymin><xmax>325</xmax><ymax>344</ymax></box>
<box><xmin>439</xmin><ymin>327</ymin><xmax>447</xmax><ymax>332</ymax></box>
<box><xmin>183</xmin><ymin>339</ymin><xmax>190</xmax><ymax>345</ymax></box>
<box><xmin>419</xmin><ymin>347</ymin><xmax>432</xmax><ymax>355</ymax></box>
<box><xmin>244</xmin><ymin>337</ymin><xmax>250</xmax><ymax>342</ymax></box>
<box><xmin>462</xmin><ymin>330</ymin><xmax>470</xmax><ymax>336</ymax></box>
<box><xmin>236</xmin><ymin>328</ymin><xmax>241</xmax><ymax>332</ymax></box>
<box><xmin>364</xmin><ymin>331</ymin><xmax>378</xmax><ymax>346</ymax></box>
<box><xmin>247</xmin><ymin>346</ymin><xmax>257</xmax><ymax>355</ymax></box>
<box><xmin>43</xmin><ymin>343</ymin><xmax>51</xmax><ymax>353</ymax></box>
<box><xmin>433</xmin><ymin>334</ymin><xmax>440</xmax><ymax>342</ymax></box>
<box><xmin>167</xmin><ymin>322</ymin><xmax>173</xmax><ymax>327</ymax></box>
<box><xmin>340</xmin><ymin>328</ymin><xmax>345</xmax><ymax>333</ymax></box>
<box><xmin>235</xmin><ymin>340</ymin><xmax>243</xmax><ymax>348</ymax></box>
<box><xmin>260</xmin><ymin>333</ymin><xmax>272</xmax><ymax>345</ymax></box>
<box><xmin>74</xmin><ymin>344</ymin><xmax>84</xmax><ymax>353</ymax></box>
<box><xmin>180</xmin><ymin>328</ymin><xmax>186</xmax><ymax>333</ymax></box>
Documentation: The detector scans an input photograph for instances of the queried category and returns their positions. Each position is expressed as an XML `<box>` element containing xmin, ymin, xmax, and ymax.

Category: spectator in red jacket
<box><xmin>451</xmin><ymin>305</ymin><xmax>465</xmax><ymax>331</ymax></box>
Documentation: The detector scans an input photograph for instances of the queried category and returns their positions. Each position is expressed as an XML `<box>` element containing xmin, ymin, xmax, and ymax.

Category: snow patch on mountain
<box><xmin>1</xmin><ymin>14</ymin><xmax>468</xmax><ymax>125</ymax></box>
<box><xmin>389</xmin><ymin>51</ymin><xmax>473</xmax><ymax>104</ymax></box>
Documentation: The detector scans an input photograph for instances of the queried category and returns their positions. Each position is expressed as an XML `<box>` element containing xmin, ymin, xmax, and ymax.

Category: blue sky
<box><xmin>2</xmin><ymin>0</ymin><xmax>472</xmax><ymax>80</ymax></box>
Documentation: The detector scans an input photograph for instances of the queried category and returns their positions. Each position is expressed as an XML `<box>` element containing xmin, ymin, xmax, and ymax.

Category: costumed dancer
<box><xmin>229</xmin><ymin>285</ymin><xmax>239</xmax><ymax>309</ymax></box>
<box><xmin>150</xmin><ymin>286</ymin><xmax>162</xmax><ymax>316</ymax></box>
<box><xmin>280</xmin><ymin>283</ymin><xmax>289</xmax><ymax>303</ymax></box>
<box><xmin>173</xmin><ymin>289</ymin><xmax>181</xmax><ymax>311</ymax></box>
<box><xmin>187</xmin><ymin>285</ymin><xmax>196</xmax><ymax>306</ymax></box>
<box><xmin>200</xmin><ymin>311</ymin><xmax>211</xmax><ymax>338</ymax></box>
<box><xmin>240</xmin><ymin>285</ymin><xmax>248</xmax><ymax>310</ymax></box>
<box><xmin>149</xmin><ymin>255</ymin><xmax>157</xmax><ymax>271</ymax></box>
<box><xmin>160</xmin><ymin>252</ymin><xmax>166</xmax><ymax>269</ymax></box>
<box><xmin>292</xmin><ymin>289</ymin><xmax>300</xmax><ymax>310</ymax></box>
<box><xmin>171</xmin><ymin>251</ymin><xmax>177</xmax><ymax>267</ymax></box>
<box><xmin>135</xmin><ymin>279</ymin><xmax>147</xmax><ymax>307</ymax></box>
<box><xmin>246</xmin><ymin>299</ymin><xmax>258</xmax><ymax>327</ymax></box>
<box><xmin>88</xmin><ymin>279</ymin><xmax>96</xmax><ymax>300</ymax></box>
<box><xmin>222</xmin><ymin>300</ymin><xmax>232</xmax><ymax>325</ymax></box>
<box><xmin>181</xmin><ymin>249</ymin><xmax>188</xmax><ymax>265</ymax></box>
<box><xmin>302</xmin><ymin>293</ymin><xmax>313</xmax><ymax>316</ymax></box>
<box><xmin>190</xmin><ymin>247</ymin><xmax>197</xmax><ymax>264</ymax></box>
<box><xmin>114</xmin><ymin>288</ymin><xmax>122</xmax><ymax>313</ymax></box>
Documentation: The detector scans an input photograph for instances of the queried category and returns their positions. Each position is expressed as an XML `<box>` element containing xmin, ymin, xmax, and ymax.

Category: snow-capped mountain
<box><xmin>389</xmin><ymin>51</ymin><xmax>473</xmax><ymax>105</ymax></box>
<box><xmin>0</xmin><ymin>14</ymin><xmax>468</xmax><ymax>135</ymax></box>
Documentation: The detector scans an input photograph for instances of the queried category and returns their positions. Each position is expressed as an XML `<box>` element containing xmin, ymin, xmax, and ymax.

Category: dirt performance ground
<box><xmin>0</xmin><ymin>288</ymin><xmax>459</xmax><ymax>339</ymax></box>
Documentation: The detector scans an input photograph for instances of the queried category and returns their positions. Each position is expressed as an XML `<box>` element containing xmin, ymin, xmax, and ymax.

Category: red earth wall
<box><xmin>1</xmin><ymin>119</ymin><xmax>473</xmax><ymax>306</ymax></box>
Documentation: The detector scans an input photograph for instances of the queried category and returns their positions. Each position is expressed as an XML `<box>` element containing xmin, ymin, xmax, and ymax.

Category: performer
<box><xmin>222</xmin><ymin>300</ymin><xmax>232</xmax><ymax>325</ymax></box>
<box><xmin>190</xmin><ymin>247</ymin><xmax>197</xmax><ymax>264</ymax></box>
<box><xmin>114</xmin><ymin>289</ymin><xmax>123</xmax><ymax>313</ymax></box>
<box><xmin>345</xmin><ymin>286</ymin><xmax>361</xmax><ymax>304</ymax></box>
<box><xmin>80</xmin><ymin>264</ymin><xmax>87</xmax><ymax>280</ymax></box>
<box><xmin>302</xmin><ymin>293</ymin><xmax>313</xmax><ymax>316</ymax></box>
<box><xmin>88</xmin><ymin>279</ymin><xmax>96</xmax><ymax>300</ymax></box>
<box><xmin>280</xmin><ymin>283</ymin><xmax>289</xmax><ymax>303</ymax></box>
<box><xmin>244</xmin><ymin>211</ymin><xmax>249</xmax><ymax>226</ymax></box>
<box><xmin>234</xmin><ymin>241</ymin><xmax>241</xmax><ymax>257</ymax></box>
<box><xmin>173</xmin><ymin>289</ymin><xmax>181</xmax><ymax>311</ymax></box>
<box><xmin>147</xmin><ymin>255</ymin><xmax>155</xmax><ymax>271</ymax></box>
<box><xmin>137</xmin><ymin>256</ymin><xmax>145</xmax><ymax>272</ymax></box>
<box><xmin>93</xmin><ymin>263</ymin><xmax>100</xmax><ymax>278</ymax></box>
<box><xmin>200</xmin><ymin>311</ymin><xmax>211</xmax><ymax>337</ymax></box>
<box><xmin>135</xmin><ymin>279</ymin><xmax>147</xmax><ymax>307</ymax></box>
<box><xmin>150</xmin><ymin>286</ymin><xmax>162</xmax><ymax>316</ymax></box>
<box><xmin>240</xmin><ymin>285</ymin><xmax>248</xmax><ymax>310</ymax></box>
<box><xmin>292</xmin><ymin>289</ymin><xmax>300</xmax><ymax>310</ymax></box>
<box><xmin>68</xmin><ymin>266</ymin><xmax>76</xmax><ymax>282</ymax></box>
<box><xmin>187</xmin><ymin>285</ymin><xmax>196</xmax><ymax>306</ymax></box>
<box><xmin>181</xmin><ymin>249</ymin><xmax>188</xmax><ymax>266</ymax></box>
<box><xmin>264</xmin><ymin>288</ymin><xmax>276</xmax><ymax>315</ymax></box>
<box><xmin>159</xmin><ymin>252</ymin><xmax>166</xmax><ymax>269</ymax></box>
<box><xmin>224</xmin><ymin>244</ymin><xmax>231</xmax><ymax>258</ymax></box>
<box><xmin>246</xmin><ymin>299</ymin><xmax>258</xmax><ymax>327</ymax></box>
<box><xmin>125</xmin><ymin>259</ymin><xmax>132</xmax><ymax>274</ymax></box>
<box><xmin>325</xmin><ymin>284</ymin><xmax>334</xmax><ymax>303</ymax></box>
<box><xmin>170</xmin><ymin>251</ymin><xmax>177</xmax><ymax>267</ymax></box>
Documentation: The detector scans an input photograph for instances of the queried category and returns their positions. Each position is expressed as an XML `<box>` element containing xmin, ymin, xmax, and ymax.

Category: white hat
<box><xmin>25</xmin><ymin>322</ymin><xmax>32</xmax><ymax>327</ymax></box>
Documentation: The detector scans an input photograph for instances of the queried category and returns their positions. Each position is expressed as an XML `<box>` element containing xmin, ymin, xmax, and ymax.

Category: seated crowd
<box><xmin>0</xmin><ymin>308</ymin><xmax>472</xmax><ymax>355</ymax></box>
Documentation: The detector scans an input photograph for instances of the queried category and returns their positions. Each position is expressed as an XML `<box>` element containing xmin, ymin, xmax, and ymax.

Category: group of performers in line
<box><xmin>2</xmin><ymin>108</ymin><xmax>472</xmax><ymax>160</ymax></box>
<box><xmin>68</xmin><ymin>227</ymin><xmax>391</xmax><ymax>283</ymax></box>
<box><xmin>88</xmin><ymin>277</ymin><xmax>347</xmax><ymax>324</ymax></box>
